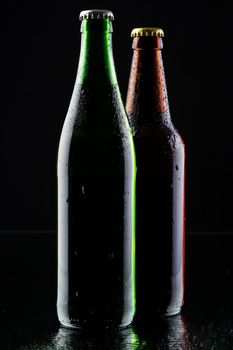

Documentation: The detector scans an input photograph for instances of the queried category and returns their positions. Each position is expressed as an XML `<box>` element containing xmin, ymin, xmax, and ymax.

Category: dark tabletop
<box><xmin>0</xmin><ymin>231</ymin><xmax>233</xmax><ymax>350</ymax></box>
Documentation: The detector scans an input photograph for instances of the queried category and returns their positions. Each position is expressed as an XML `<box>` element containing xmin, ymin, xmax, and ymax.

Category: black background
<box><xmin>1</xmin><ymin>0</ymin><xmax>232</xmax><ymax>231</ymax></box>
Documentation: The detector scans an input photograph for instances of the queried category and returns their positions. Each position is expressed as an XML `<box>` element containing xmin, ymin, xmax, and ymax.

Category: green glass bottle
<box><xmin>57</xmin><ymin>10</ymin><xmax>136</xmax><ymax>329</ymax></box>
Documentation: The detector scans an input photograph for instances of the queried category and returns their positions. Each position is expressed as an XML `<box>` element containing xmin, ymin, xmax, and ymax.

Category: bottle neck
<box><xmin>126</xmin><ymin>37</ymin><xmax>170</xmax><ymax>126</ymax></box>
<box><xmin>76</xmin><ymin>19</ymin><xmax>117</xmax><ymax>85</ymax></box>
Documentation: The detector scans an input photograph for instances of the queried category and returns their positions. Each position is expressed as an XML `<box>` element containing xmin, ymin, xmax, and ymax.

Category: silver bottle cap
<box><xmin>79</xmin><ymin>9</ymin><xmax>114</xmax><ymax>20</ymax></box>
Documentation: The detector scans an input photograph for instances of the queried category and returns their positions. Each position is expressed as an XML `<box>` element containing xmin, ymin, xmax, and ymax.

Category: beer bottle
<box><xmin>126</xmin><ymin>28</ymin><xmax>185</xmax><ymax>319</ymax></box>
<box><xmin>57</xmin><ymin>10</ymin><xmax>136</xmax><ymax>329</ymax></box>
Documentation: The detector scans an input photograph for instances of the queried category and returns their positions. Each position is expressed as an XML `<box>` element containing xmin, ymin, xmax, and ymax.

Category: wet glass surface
<box><xmin>0</xmin><ymin>232</ymin><xmax>233</xmax><ymax>349</ymax></box>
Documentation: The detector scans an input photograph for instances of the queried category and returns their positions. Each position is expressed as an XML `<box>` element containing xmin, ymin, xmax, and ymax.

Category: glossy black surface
<box><xmin>0</xmin><ymin>232</ymin><xmax>233</xmax><ymax>349</ymax></box>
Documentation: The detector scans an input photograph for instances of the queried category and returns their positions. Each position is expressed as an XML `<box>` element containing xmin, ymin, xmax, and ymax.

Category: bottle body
<box><xmin>132</xmin><ymin>122</ymin><xmax>185</xmax><ymax>317</ymax></box>
<box><xmin>57</xmin><ymin>13</ymin><xmax>136</xmax><ymax>329</ymax></box>
<box><xmin>126</xmin><ymin>33</ymin><xmax>185</xmax><ymax>319</ymax></box>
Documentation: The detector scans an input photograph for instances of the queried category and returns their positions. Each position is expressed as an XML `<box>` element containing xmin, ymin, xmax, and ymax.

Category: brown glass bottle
<box><xmin>126</xmin><ymin>28</ymin><xmax>185</xmax><ymax>319</ymax></box>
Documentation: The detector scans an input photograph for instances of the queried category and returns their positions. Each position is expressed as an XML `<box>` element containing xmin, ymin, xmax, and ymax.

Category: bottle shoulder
<box><xmin>132</xmin><ymin>121</ymin><xmax>185</xmax><ymax>157</ymax></box>
<box><xmin>65</xmin><ymin>83</ymin><xmax>127</xmax><ymax>125</ymax></box>
<box><xmin>129</xmin><ymin>109</ymin><xmax>184</xmax><ymax>145</ymax></box>
<box><xmin>58</xmin><ymin>83</ymin><xmax>134</xmax><ymax>163</ymax></box>
<box><xmin>59</xmin><ymin>83</ymin><xmax>127</xmax><ymax>138</ymax></box>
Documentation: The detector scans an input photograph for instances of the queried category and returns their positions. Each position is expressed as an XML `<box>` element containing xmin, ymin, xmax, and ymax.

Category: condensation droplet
<box><xmin>82</xmin><ymin>186</ymin><xmax>85</xmax><ymax>194</ymax></box>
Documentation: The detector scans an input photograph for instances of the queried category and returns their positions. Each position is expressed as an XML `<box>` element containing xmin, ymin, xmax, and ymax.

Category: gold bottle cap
<box><xmin>79</xmin><ymin>9</ymin><xmax>114</xmax><ymax>20</ymax></box>
<box><xmin>131</xmin><ymin>27</ymin><xmax>164</xmax><ymax>38</ymax></box>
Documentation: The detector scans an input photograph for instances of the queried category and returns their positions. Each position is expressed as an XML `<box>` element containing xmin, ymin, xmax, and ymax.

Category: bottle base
<box><xmin>133</xmin><ymin>304</ymin><xmax>182</xmax><ymax>326</ymax></box>
<box><xmin>57</xmin><ymin>302</ymin><xmax>134</xmax><ymax>330</ymax></box>
<box><xmin>164</xmin><ymin>306</ymin><xmax>181</xmax><ymax>317</ymax></box>
<box><xmin>59</xmin><ymin>319</ymin><xmax>133</xmax><ymax>330</ymax></box>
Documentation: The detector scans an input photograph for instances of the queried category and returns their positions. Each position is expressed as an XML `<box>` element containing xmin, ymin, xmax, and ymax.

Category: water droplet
<box><xmin>66</xmin><ymin>198</ymin><xmax>69</xmax><ymax>203</ymax></box>
<box><xmin>76</xmin><ymin>291</ymin><xmax>79</xmax><ymax>297</ymax></box>
<box><xmin>82</xmin><ymin>186</ymin><xmax>85</xmax><ymax>194</ymax></box>
<box><xmin>109</xmin><ymin>252</ymin><xmax>114</xmax><ymax>259</ymax></box>
<box><xmin>176</xmin><ymin>165</ymin><xmax>179</xmax><ymax>170</ymax></box>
